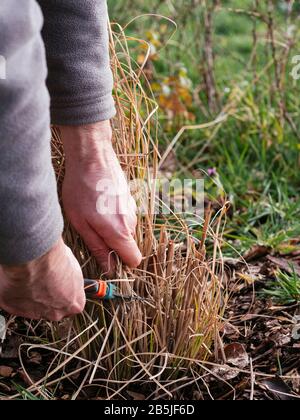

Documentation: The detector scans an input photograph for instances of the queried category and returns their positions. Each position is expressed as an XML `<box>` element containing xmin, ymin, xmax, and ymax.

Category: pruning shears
<box><xmin>84</xmin><ymin>279</ymin><xmax>146</xmax><ymax>302</ymax></box>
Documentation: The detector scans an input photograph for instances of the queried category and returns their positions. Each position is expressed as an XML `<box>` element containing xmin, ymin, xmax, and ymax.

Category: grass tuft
<box><xmin>262</xmin><ymin>269</ymin><xmax>300</xmax><ymax>305</ymax></box>
<box><xmin>43</xmin><ymin>23</ymin><xmax>227</xmax><ymax>400</ymax></box>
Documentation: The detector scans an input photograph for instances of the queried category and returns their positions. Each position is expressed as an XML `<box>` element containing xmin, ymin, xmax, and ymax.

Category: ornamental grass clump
<box><xmin>21</xmin><ymin>24</ymin><xmax>227</xmax><ymax>400</ymax></box>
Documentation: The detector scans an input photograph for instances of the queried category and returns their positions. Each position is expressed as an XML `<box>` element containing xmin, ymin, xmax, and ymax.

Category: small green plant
<box><xmin>262</xmin><ymin>269</ymin><xmax>300</xmax><ymax>305</ymax></box>
<box><xmin>12</xmin><ymin>383</ymin><xmax>44</xmax><ymax>400</ymax></box>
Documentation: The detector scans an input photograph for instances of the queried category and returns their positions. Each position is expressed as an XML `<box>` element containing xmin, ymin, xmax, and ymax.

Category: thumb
<box><xmin>103</xmin><ymin>232</ymin><xmax>142</xmax><ymax>269</ymax></box>
<box><xmin>84</xmin><ymin>224</ymin><xmax>116</xmax><ymax>277</ymax></box>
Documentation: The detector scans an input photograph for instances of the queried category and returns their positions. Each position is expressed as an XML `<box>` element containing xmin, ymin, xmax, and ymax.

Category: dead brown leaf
<box><xmin>0</xmin><ymin>335</ymin><xmax>23</xmax><ymax>359</ymax></box>
<box><xmin>127</xmin><ymin>391</ymin><xmax>146</xmax><ymax>400</ymax></box>
<box><xmin>289</xmin><ymin>369</ymin><xmax>300</xmax><ymax>393</ymax></box>
<box><xmin>27</xmin><ymin>351</ymin><xmax>42</xmax><ymax>365</ymax></box>
<box><xmin>0</xmin><ymin>382</ymin><xmax>11</xmax><ymax>393</ymax></box>
<box><xmin>261</xmin><ymin>377</ymin><xmax>297</xmax><ymax>400</ymax></box>
<box><xmin>266</xmin><ymin>256</ymin><xmax>300</xmax><ymax>277</ymax></box>
<box><xmin>0</xmin><ymin>366</ymin><xmax>14</xmax><ymax>378</ymax></box>
<box><xmin>224</xmin><ymin>343</ymin><xmax>250</xmax><ymax>369</ymax></box>
<box><xmin>243</xmin><ymin>246</ymin><xmax>271</xmax><ymax>262</ymax></box>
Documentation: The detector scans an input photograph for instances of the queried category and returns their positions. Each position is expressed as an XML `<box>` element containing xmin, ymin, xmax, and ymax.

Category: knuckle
<box><xmin>69</xmin><ymin>305</ymin><xmax>84</xmax><ymax>317</ymax></box>
<box><xmin>103</xmin><ymin>224</ymin><xmax>131</xmax><ymax>244</ymax></box>
<box><xmin>75</xmin><ymin>297</ymin><xmax>86</xmax><ymax>314</ymax></box>
<box><xmin>91</xmin><ymin>248</ymin><xmax>108</xmax><ymax>260</ymax></box>
<box><xmin>70</xmin><ymin>295</ymin><xmax>86</xmax><ymax>315</ymax></box>
<box><xmin>114</xmin><ymin>223</ymin><xmax>132</xmax><ymax>240</ymax></box>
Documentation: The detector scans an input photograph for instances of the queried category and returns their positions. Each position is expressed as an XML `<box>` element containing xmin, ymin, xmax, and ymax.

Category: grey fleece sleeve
<box><xmin>0</xmin><ymin>0</ymin><xmax>63</xmax><ymax>265</ymax></box>
<box><xmin>37</xmin><ymin>0</ymin><xmax>116</xmax><ymax>125</ymax></box>
<box><xmin>0</xmin><ymin>0</ymin><xmax>115</xmax><ymax>265</ymax></box>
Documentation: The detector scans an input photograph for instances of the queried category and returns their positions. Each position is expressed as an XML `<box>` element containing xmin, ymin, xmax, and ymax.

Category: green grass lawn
<box><xmin>108</xmin><ymin>0</ymin><xmax>300</xmax><ymax>259</ymax></box>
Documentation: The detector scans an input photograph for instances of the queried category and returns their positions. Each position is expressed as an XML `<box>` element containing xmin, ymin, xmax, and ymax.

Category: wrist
<box><xmin>59</xmin><ymin>121</ymin><xmax>113</xmax><ymax>165</ymax></box>
<box><xmin>59</xmin><ymin>121</ymin><xmax>114</xmax><ymax>172</ymax></box>
<box><xmin>2</xmin><ymin>239</ymin><xmax>63</xmax><ymax>283</ymax></box>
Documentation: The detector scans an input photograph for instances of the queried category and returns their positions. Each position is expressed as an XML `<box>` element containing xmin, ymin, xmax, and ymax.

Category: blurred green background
<box><xmin>108</xmin><ymin>0</ymin><xmax>300</xmax><ymax>257</ymax></box>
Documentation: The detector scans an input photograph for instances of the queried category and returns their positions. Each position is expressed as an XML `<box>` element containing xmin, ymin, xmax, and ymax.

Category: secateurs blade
<box><xmin>84</xmin><ymin>279</ymin><xmax>146</xmax><ymax>302</ymax></box>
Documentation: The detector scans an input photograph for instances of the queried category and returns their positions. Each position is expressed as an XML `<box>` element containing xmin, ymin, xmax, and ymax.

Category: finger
<box><xmin>64</xmin><ymin>245</ymin><xmax>84</xmax><ymax>277</ymax></box>
<box><xmin>128</xmin><ymin>196</ymin><xmax>138</xmax><ymax>237</ymax></box>
<box><xmin>84</xmin><ymin>223</ymin><xmax>116</xmax><ymax>277</ymax></box>
<box><xmin>49</xmin><ymin>304</ymin><xmax>86</xmax><ymax>322</ymax></box>
<box><xmin>128</xmin><ymin>213</ymin><xmax>138</xmax><ymax>237</ymax></box>
<box><xmin>102</xmin><ymin>231</ymin><xmax>142</xmax><ymax>269</ymax></box>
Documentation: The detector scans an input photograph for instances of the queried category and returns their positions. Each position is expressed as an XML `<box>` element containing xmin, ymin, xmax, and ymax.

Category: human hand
<box><xmin>0</xmin><ymin>238</ymin><xmax>85</xmax><ymax>321</ymax></box>
<box><xmin>59</xmin><ymin>121</ymin><xmax>142</xmax><ymax>276</ymax></box>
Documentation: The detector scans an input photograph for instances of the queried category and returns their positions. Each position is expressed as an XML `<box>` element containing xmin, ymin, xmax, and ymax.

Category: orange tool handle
<box><xmin>84</xmin><ymin>279</ymin><xmax>116</xmax><ymax>300</ymax></box>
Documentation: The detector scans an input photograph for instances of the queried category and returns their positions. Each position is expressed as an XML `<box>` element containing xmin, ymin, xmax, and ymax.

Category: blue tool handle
<box><xmin>104</xmin><ymin>283</ymin><xmax>117</xmax><ymax>300</ymax></box>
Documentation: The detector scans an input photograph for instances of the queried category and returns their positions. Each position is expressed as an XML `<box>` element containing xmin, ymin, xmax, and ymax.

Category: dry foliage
<box><xmin>44</xmin><ymin>24</ymin><xmax>227</xmax><ymax>399</ymax></box>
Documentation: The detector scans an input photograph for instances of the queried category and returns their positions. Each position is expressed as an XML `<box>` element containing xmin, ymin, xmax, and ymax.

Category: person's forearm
<box><xmin>36</xmin><ymin>0</ymin><xmax>116</xmax><ymax>126</ymax></box>
<box><xmin>0</xmin><ymin>0</ymin><xmax>63</xmax><ymax>265</ymax></box>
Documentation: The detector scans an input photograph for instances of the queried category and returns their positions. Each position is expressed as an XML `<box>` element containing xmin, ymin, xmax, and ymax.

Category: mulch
<box><xmin>0</xmin><ymin>244</ymin><xmax>299</xmax><ymax>400</ymax></box>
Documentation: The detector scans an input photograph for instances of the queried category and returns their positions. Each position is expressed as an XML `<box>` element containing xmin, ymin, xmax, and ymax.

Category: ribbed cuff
<box><xmin>0</xmin><ymin>204</ymin><xmax>64</xmax><ymax>266</ymax></box>
<box><xmin>50</xmin><ymin>93</ymin><xmax>116</xmax><ymax>126</ymax></box>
